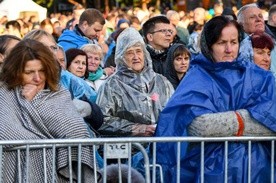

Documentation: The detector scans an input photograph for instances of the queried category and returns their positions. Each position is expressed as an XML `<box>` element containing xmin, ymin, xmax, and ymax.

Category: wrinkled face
<box><xmin>68</xmin><ymin>55</ymin><xmax>87</xmax><ymax>77</ymax></box>
<box><xmin>82</xmin><ymin>21</ymin><xmax>103</xmax><ymax>40</ymax></box>
<box><xmin>124</xmin><ymin>45</ymin><xmax>145</xmax><ymax>73</ymax></box>
<box><xmin>253</xmin><ymin>47</ymin><xmax>271</xmax><ymax>70</ymax></box>
<box><xmin>147</xmin><ymin>23</ymin><xmax>173</xmax><ymax>50</ymax></box>
<box><xmin>87</xmin><ymin>52</ymin><xmax>101</xmax><ymax>72</ymax></box>
<box><xmin>242</xmin><ymin>7</ymin><xmax>265</xmax><ymax>34</ymax></box>
<box><xmin>174</xmin><ymin>53</ymin><xmax>190</xmax><ymax>74</ymax></box>
<box><xmin>22</xmin><ymin>59</ymin><xmax>46</xmax><ymax>92</ymax></box>
<box><xmin>211</xmin><ymin>24</ymin><xmax>239</xmax><ymax>62</ymax></box>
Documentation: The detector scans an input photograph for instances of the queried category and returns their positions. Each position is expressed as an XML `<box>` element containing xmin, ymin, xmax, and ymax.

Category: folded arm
<box><xmin>188</xmin><ymin>109</ymin><xmax>276</xmax><ymax>137</ymax></box>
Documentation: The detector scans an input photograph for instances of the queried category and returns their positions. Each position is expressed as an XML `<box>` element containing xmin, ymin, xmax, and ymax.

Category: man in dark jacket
<box><xmin>142</xmin><ymin>16</ymin><xmax>173</xmax><ymax>76</ymax></box>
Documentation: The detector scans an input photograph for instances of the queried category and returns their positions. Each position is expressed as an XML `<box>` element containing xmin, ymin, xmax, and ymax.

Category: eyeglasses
<box><xmin>150</xmin><ymin>29</ymin><xmax>173</xmax><ymax>35</ymax></box>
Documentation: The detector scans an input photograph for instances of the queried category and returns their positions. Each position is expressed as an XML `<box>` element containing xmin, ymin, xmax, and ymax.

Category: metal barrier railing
<box><xmin>0</xmin><ymin>136</ymin><xmax>275</xmax><ymax>183</ymax></box>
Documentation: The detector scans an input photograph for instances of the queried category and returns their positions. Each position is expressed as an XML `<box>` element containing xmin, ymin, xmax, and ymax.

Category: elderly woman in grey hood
<box><xmin>96</xmin><ymin>27</ymin><xmax>174</xmax><ymax>137</ymax></box>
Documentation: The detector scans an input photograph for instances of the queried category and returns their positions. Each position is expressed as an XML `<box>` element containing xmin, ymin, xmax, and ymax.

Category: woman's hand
<box><xmin>132</xmin><ymin>124</ymin><xmax>156</xmax><ymax>137</ymax></box>
<box><xmin>21</xmin><ymin>84</ymin><xmax>39</xmax><ymax>101</ymax></box>
<box><xmin>104</xmin><ymin>66</ymin><xmax>115</xmax><ymax>76</ymax></box>
<box><xmin>144</xmin><ymin>124</ymin><xmax>156</xmax><ymax>136</ymax></box>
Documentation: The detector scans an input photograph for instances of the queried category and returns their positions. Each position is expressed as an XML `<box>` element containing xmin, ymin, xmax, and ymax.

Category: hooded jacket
<box><xmin>155</xmin><ymin>28</ymin><xmax>276</xmax><ymax>182</ymax></box>
<box><xmin>96</xmin><ymin>27</ymin><xmax>174</xmax><ymax>137</ymax></box>
<box><xmin>164</xmin><ymin>43</ymin><xmax>188</xmax><ymax>89</ymax></box>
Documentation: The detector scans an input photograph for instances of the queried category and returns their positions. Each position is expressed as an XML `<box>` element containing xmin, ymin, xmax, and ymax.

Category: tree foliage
<box><xmin>33</xmin><ymin>0</ymin><xmax>54</xmax><ymax>8</ymax></box>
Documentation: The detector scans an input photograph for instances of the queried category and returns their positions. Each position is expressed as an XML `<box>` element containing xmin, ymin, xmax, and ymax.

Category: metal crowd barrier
<box><xmin>0</xmin><ymin>136</ymin><xmax>275</xmax><ymax>183</ymax></box>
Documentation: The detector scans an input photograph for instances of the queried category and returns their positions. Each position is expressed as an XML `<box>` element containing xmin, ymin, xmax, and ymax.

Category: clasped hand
<box><xmin>21</xmin><ymin>84</ymin><xmax>39</xmax><ymax>101</ymax></box>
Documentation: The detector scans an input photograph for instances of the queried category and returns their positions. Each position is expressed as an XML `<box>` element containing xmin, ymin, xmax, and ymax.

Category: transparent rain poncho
<box><xmin>96</xmin><ymin>27</ymin><xmax>174</xmax><ymax>137</ymax></box>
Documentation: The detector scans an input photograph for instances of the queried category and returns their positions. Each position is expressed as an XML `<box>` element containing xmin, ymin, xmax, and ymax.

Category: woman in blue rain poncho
<box><xmin>155</xmin><ymin>16</ymin><xmax>276</xmax><ymax>183</ymax></box>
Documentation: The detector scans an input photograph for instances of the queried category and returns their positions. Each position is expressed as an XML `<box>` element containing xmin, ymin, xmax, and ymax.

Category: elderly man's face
<box><xmin>242</xmin><ymin>7</ymin><xmax>265</xmax><ymax>34</ymax></box>
<box><xmin>124</xmin><ymin>45</ymin><xmax>145</xmax><ymax>73</ymax></box>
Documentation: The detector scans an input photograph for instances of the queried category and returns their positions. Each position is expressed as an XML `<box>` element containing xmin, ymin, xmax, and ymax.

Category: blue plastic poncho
<box><xmin>155</xmin><ymin>53</ymin><xmax>276</xmax><ymax>183</ymax></box>
<box><xmin>60</xmin><ymin>69</ymin><xmax>97</xmax><ymax>103</ymax></box>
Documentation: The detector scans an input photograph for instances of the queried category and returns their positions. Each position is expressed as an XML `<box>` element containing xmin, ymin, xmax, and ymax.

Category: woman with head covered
<box><xmin>155</xmin><ymin>16</ymin><xmax>276</xmax><ymax>182</ymax></box>
<box><xmin>164</xmin><ymin>43</ymin><xmax>191</xmax><ymax>89</ymax></box>
<box><xmin>96</xmin><ymin>27</ymin><xmax>174</xmax><ymax>137</ymax></box>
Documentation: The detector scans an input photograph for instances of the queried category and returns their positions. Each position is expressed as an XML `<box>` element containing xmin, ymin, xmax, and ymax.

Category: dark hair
<box><xmin>40</xmin><ymin>18</ymin><xmax>53</xmax><ymax>29</ymax></box>
<box><xmin>0</xmin><ymin>39</ymin><xmax>60</xmax><ymax>91</ymax></box>
<box><xmin>173</xmin><ymin>44</ymin><xmax>191</xmax><ymax>59</ymax></box>
<box><xmin>65</xmin><ymin>48</ymin><xmax>89</xmax><ymax>78</ymax></box>
<box><xmin>116</xmin><ymin>18</ymin><xmax>130</xmax><ymax>29</ymax></box>
<box><xmin>5</xmin><ymin>20</ymin><xmax>21</xmax><ymax>30</ymax></box>
<box><xmin>251</xmin><ymin>32</ymin><xmax>274</xmax><ymax>50</ymax></box>
<box><xmin>79</xmin><ymin>8</ymin><xmax>105</xmax><ymax>26</ymax></box>
<box><xmin>129</xmin><ymin>16</ymin><xmax>141</xmax><ymax>25</ymax></box>
<box><xmin>0</xmin><ymin>35</ymin><xmax>21</xmax><ymax>54</ymax></box>
<box><xmin>222</xmin><ymin>7</ymin><xmax>237</xmax><ymax>20</ymax></box>
<box><xmin>113</xmin><ymin>28</ymin><xmax>126</xmax><ymax>42</ymax></box>
<box><xmin>201</xmin><ymin>16</ymin><xmax>243</xmax><ymax>53</ymax></box>
<box><xmin>142</xmin><ymin>15</ymin><xmax>170</xmax><ymax>42</ymax></box>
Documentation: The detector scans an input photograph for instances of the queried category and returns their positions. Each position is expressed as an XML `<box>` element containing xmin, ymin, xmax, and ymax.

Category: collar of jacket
<box><xmin>146</xmin><ymin>44</ymin><xmax>168</xmax><ymax>59</ymax></box>
<box><xmin>74</xmin><ymin>24</ymin><xmax>86</xmax><ymax>37</ymax></box>
<box><xmin>146</xmin><ymin>44</ymin><xmax>166</xmax><ymax>54</ymax></box>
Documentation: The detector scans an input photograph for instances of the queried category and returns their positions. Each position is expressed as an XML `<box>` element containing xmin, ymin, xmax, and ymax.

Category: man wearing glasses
<box><xmin>58</xmin><ymin>8</ymin><xmax>105</xmax><ymax>51</ymax></box>
<box><xmin>142</xmin><ymin>16</ymin><xmax>174</xmax><ymax>75</ymax></box>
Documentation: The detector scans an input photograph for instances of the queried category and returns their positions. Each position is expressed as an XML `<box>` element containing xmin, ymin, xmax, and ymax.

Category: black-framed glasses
<box><xmin>150</xmin><ymin>29</ymin><xmax>173</xmax><ymax>35</ymax></box>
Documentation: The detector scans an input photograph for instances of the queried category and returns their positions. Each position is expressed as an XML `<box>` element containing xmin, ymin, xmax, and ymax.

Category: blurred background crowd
<box><xmin>0</xmin><ymin>0</ymin><xmax>274</xmax><ymax>41</ymax></box>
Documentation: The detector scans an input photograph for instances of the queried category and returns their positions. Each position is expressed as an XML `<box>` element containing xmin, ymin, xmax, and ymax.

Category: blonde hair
<box><xmin>81</xmin><ymin>44</ymin><xmax>103</xmax><ymax>60</ymax></box>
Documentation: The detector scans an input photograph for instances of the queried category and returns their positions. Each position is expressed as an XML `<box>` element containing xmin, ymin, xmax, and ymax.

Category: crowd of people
<box><xmin>0</xmin><ymin>1</ymin><xmax>275</xmax><ymax>182</ymax></box>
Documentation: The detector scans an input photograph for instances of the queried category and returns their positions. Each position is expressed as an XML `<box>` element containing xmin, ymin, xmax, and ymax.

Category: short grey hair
<box><xmin>237</xmin><ymin>3</ymin><xmax>259</xmax><ymax>25</ymax></box>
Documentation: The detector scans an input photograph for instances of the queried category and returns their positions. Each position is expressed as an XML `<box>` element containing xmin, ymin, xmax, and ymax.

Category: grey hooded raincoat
<box><xmin>96</xmin><ymin>28</ymin><xmax>174</xmax><ymax>137</ymax></box>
